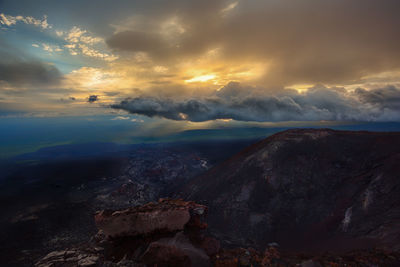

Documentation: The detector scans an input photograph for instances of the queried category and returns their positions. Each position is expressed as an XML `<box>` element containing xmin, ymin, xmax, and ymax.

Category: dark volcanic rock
<box><xmin>212</xmin><ymin>247</ymin><xmax>400</xmax><ymax>267</ymax></box>
<box><xmin>183</xmin><ymin>129</ymin><xmax>400</xmax><ymax>251</ymax></box>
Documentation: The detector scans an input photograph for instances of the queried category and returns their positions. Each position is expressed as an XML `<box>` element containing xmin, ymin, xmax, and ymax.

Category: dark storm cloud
<box><xmin>0</xmin><ymin>40</ymin><xmax>62</xmax><ymax>86</ymax></box>
<box><xmin>106</xmin><ymin>0</ymin><xmax>400</xmax><ymax>86</ymax></box>
<box><xmin>88</xmin><ymin>95</ymin><xmax>99</xmax><ymax>103</ymax></box>
<box><xmin>111</xmin><ymin>82</ymin><xmax>400</xmax><ymax>122</ymax></box>
<box><xmin>111</xmin><ymin>97</ymin><xmax>212</xmax><ymax>121</ymax></box>
<box><xmin>355</xmin><ymin>86</ymin><xmax>400</xmax><ymax>109</ymax></box>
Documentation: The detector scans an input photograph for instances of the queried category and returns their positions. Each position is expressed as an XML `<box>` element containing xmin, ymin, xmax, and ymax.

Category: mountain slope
<box><xmin>183</xmin><ymin>129</ymin><xmax>400</xmax><ymax>252</ymax></box>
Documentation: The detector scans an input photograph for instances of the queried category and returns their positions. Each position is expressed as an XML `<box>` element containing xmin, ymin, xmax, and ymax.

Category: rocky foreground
<box><xmin>35</xmin><ymin>199</ymin><xmax>400</xmax><ymax>267</ymax></box>
<box><xmin>34</xmin><ymin>129</ymin><xmax>400</xmax><ymax>266</ymax></box>
<box><xmin>35</xmin><ymin>199</ymin><xmax>217</xmax><ymax>267</ymax></box>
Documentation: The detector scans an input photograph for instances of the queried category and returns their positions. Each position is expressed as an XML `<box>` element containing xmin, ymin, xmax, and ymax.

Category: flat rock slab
<box><xmin>95</xmin><ymin>199</ymin><xmax>207</xmax><ymax>238</ymax></box>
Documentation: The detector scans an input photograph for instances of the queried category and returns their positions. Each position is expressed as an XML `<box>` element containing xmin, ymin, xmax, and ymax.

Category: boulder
<box><xmin>95</xmin><ymin>198</ymin><xmax>207</xmax><ymax>238</ymax></box>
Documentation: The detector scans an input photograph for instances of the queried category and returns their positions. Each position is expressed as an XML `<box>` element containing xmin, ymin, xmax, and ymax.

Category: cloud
<box><xmin>63</xmin><ymin>26</ymin><xmax>118</xmax><ymax>61</ymax></box>
<box><xmin>41</xmin><ymin>43</ymin><xmax>63</xmax><ymax>53</ymax></box>
<box><xmin>88</xmin><ymin>95</ymin><xmax>99</xmax><ymax>103</ymax></box>
<box><xmin>355</xmin><ymin>86</ymin><xmax>400</xmax><ymax>109</ymax></box>
<box><xmin>106</xmin><ymin>31</ymin><xmax>168</xmax><ymax>58</ymax></box>
<box><xmin>2</xmin><ymin>0</ymin><xmax>400</xmax><ymax>119</ymax></box>
<box><xmin>0</xmin><ymin>41</ymin><xmax>62</xmax><ymax>86</ymax></box>
<box><xmin>106</xmin><ymin>0</ymin><xmax>400</xmax><ymax>87</ymax></box>
<box><xmin>111</xmin><ymin>116</ymin><xmax>130</xmax><ymax>120</ymax></box>
<box><xmin>0</xmin><ymin>61</ymin><xmax>61</xmax><ymax>86</ymax></box>
<box><xmin>2</xmin><ymin>14</ymin><xmax>119</xmax><ymax>62</ymax></box>
<box><xmin>0</xmin><ymin>13</ymin><xmax>50</xmax><ymax>29</ymax></box>
<box><xmin>221</xmin><ymin>1</ymin><xmax>239</xmax><ymax>15</ymax></box>
<box><xmin>111</xmin><ymin>82</ymin><xmax>400</xmax><ymax>122</ymax></box>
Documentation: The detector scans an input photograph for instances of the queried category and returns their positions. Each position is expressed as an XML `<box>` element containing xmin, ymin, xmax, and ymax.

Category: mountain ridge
<box><xmin>183</xmin><ymin>128</ymin><xmax>400</xmax><ymax>252</ymax></box>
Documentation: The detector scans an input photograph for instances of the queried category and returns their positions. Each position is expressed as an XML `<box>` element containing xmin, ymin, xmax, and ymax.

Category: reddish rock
<box><xmin>213</xmin><ymin>248</ymin><xmax>263</xmax><ymax>267</ymax></box>
<box><xmin>141</xmin><ymin>242</ymin><xmax>191</xmax><ymax>267</ymax></box>
<box><xmin>142</xmin><ymin>232</ymin><xmax>210</xmax><ymax>267</ymax></box>
<box><xmin>261</xmin><ymin>246</ymin><xmax>281</xmax><ymax>265</ymax></box>
<box><xmin>214</xmin><ymin>258</ymin><xmax>238</xmax><ymax>267</ymax></box>
<box><xmin>91</xmin><ymin>199</ymin><xmax>212</xmax><ymax>265</ymax></box>
<box><xmin>95</xmin><ymin>198</ymin><xmax>207</xmax><ymax>238</ymax></box>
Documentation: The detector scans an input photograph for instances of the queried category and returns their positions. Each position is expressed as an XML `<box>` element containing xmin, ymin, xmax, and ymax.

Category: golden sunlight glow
<box><xmin>185</xmin><ymin>74</ymin><xmax>217</xmax><ymax>83</ymax></box>
<box><xmin>178</xmin><ymin>113</ymin><xmax>188</xmax><ymax>120</ymax></box>
<box><xmin>2</xmin><ymin>0</ymin><xmax>400</xmax><ymax>124</ymax></box>
<box><xmin>221</xmin><ymin>1</ymin><xmax>239</xmax><ymax>15</ymax></box>
<box><xmin>285</xmin><ymin>83</ymin><xmax>314</xmax><ymax>93</ymax></box>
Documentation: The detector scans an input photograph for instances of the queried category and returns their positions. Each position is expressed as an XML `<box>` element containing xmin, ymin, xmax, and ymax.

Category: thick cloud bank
<box><xmin>111</xmin><ymin>82</ymin><xmax>400</xmax><ymax>122</ymax></box>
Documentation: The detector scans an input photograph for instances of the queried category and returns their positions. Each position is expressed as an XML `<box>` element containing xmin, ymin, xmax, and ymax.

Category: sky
<box><xmin>1</xmin><ymin>0</ymin><xmax>400</xmax><ymax>125</ymax></box>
